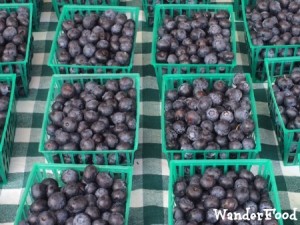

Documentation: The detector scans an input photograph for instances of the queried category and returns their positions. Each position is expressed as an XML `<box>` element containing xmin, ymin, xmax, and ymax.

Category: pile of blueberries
<box><xmin>272</xmin><ymin>68</ymin><xmax>300</xmax><ymax>142</ymax></box>
<box><xmin>44</xmin><ymin>77</ymin><xmax>137</xmax><ymax>165</ymax></box>
<box><xmin>0</xmin><ymin>7</ymin><xmax>32</xmax><ymax>96</ymax></box>
<box><xmin>56</xmin><ymin>10</ymin><xmax>136</xmax><ymax>73</ymax></box>
<box><xmin>164</xmin><ymin>73</ymin><xmax>256</xmax><ymax>159</ymax></box>
<box><xmin>155</xmin><ymin>9</ymin><xmax>234</xmax><ymax>69</ymax></box>
<box><xmin>145</xmin><ymin>0</ymin><xmax>205</xmax><ymax>26</ymax></box>
<box><xmin>173</xmin><ymin>167</ymin><xmax>278</xmax><ymax>225</ymax></box>
<box><xmin>57</xmin><ymin>0</ymin><xmax>113</xmax><ymax>5</ymax></box>
<box><xmin>246</xmin><ymin>0</ymin><xmax>300</xmax><ymax>47</ymax></box>
<box><xmin>0</xmin><ymin>82</ymin><xmax>11</xmax><ymax>135</ymax></box>
<box><xmin>19</xmin><ymin>165</ymin><xmax>128</xmax><ymax>225</ymax></box>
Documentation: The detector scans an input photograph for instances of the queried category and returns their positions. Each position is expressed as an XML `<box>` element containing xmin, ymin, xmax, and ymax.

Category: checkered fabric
<box><xmin>0</xmin><ymin>1</ymin><xmax>299</xmax><ymax>225</ymax></box>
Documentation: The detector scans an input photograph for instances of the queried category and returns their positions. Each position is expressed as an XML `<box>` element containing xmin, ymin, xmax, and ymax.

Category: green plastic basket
<box><xmin>14</xmin><ymin>163</ymin><xmax>133</xmax><ymax>225</ymax></box>
<box><xmin>242</xmin><ymin>0</ymin><xmax>300</xmax><ymax>82</ymax></box>
<box><xmin>39</xmin><ymin>73</ymin><xmax>140</xmax><ymax>166</ymax></box>
<box><xmin>0</xmin><ymin>3</ymin><xmax>33</xmax><ymax>97</ymax></box>
<box><xmin>48</xmin><ymin>5</ymin><xmax>139</xmax><ymax>75</ymax></box>
<box><xmin>0</xmin><ymin>74</ymin><xmax>16</xmax><ymax>184</ymax></box>
<box><xmin>143</xmin><ymin>0</ymin><xmax>241</xmax><ymax>26</ymax></box>
<box><xmin>265</xmin><ymin>57</ymin><xmax>300</xmax><ymax>166</ymax></box>
<box><xmin>151</xmin><ymin>4</ymin><xmax>237</xmax><ymax>91</ymax></box>
<box><xmin>52</xmin><ymin>0</ymin><xmax>120</xmax><ymax>18</ymax></box>
<box><xmin>168</xmin><ymin>159</ymin><xmax>283</xmax><ymax>225</ymax></box>
<box><xmin>161</xmin><ymin>73</ymin><xmax>261</xmax><ymax>161</ymax></box>
<box><xmin>0</xmin><ymin>0</ymin><xmax>42</xmax><ymax>30</ymax></box>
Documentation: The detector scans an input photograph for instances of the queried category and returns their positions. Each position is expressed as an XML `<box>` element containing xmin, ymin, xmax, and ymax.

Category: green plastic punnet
<box><xmin>142</xmin><ymin>0</ymin><xmax>242</xmax><ymax>26</ymax></box>
<box><xmin>242</xmin><ymin>0</ymin><xmax>300</xmax><ymax>82</ymax></box>
<box><xmin>0</xmin><ymin>74</ymin><xmax>16</xmax><ymax>184</ymax></box>
<box><xmin>151</xmin><ymin>4</ymin><xmax>237</xmax><ymax>91</ymax></box>
<box><xmin>14</xmin><ymin>163</ymin><xmax>133</xmax><ymax>225</ymax></box>
<box><xmin>52</xmin><ymin>0</ymin><xmax>120</xmax><ymax>18</ymax></box>
<box><xmin>48</xmin><ymin>5</ymin><xmax>139</xmax><ymax>75</ymax></box>
<box><xmin>0</xmin><ymin>3</ymin><xmax>33</xmax><ymax>97</ymax></box>
<box><xmin>39</xmin><ymin>73</ymin><xmax>140</xmax><ymax>166</ymax></box>
<box><xmin>168</xmin><ymin>159</ymin><xmax>283</xmax><ymax>225</ymax></box>
<box><xmin>161</xmin><ymin>73</ymin><xmax>261</xmax><ymax>162</ymax></box>
<box><xmin>0</xmin><ymin>0</ymin><xmax>42</xmax><ymax>29</ymax></box>
<box><xmin>265</xmin><ymin>57</ymin><xmax>300</xmax><ymax>166</ymax></box>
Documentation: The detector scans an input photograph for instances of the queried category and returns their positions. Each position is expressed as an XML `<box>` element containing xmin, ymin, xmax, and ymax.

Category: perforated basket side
<box><xmin>0</xmin><ymin>74</ymin><xmax>16</xmax><ymax>183</ymax></box>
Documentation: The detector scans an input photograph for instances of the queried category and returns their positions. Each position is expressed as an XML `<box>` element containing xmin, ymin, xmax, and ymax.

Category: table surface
<box><xmin>0</xmin><ymin>1</ymin><xmax>300</xmax><ymax>225</ymax></box>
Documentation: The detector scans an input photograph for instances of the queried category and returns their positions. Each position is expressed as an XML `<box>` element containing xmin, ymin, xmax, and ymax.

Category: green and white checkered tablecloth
<box><xmin>0</xmin><ymin>1</ymin><xmax>300</xmax><ymax>225</ymax></box>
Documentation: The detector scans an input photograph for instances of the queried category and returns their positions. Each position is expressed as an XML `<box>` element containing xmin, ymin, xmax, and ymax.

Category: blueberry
<box><xmin>193</xmin><ymin>78</ymin><xmax>209</xmax><ymax>91</ymax></box>
<box><xmin>198</xmin><ymin>96</ymin><xmax>213</xmax><ymax>111</ymax></box>
<box><xmin>185</xmin><ymin>111</ymin><xmax>201</xmax><ymax>125</ymax></box>
<box><xmin>200</xmin><ymin>174</ymin><xmax>216</xmax><ymax>190</ymax></box>
<box><xmin>62</xmin><ymin>169</ymin><xmax>78</xmax><ymax>184</ymax></box>
<box><xmin>73</xmin><ymin>213</ymin><xmax>91</xmax><ymax>225</ymax></box>
<box><xmin>173</xmin><ymin>121</ymin><xmax>187</xmax><ymax>135</ymax></box>
<box><xmin>214</xmin><ymin>120</ymin><xmax>230</xmax><ymax>136</ymax></box>
<box><xmin>226</xmin><ymin>88</ymin><xmax>243</xmax><ymax>102</ymax></box>
<box><xmin>206</xmin><ymin>208</ymin><xmax>219</xmax><ymax>223</ymax></box>
<box><xmin>239</xmin><ymin>169</ymin><xmax>254</xmax><ymax>181</ymax></box>
<box><xmin>276</xmin><ymin>77</ymin><xmax>293</xmax><ymax>90</ymax></box>
<box><xmin>178</xmin><ymin>197</ymin><xmax>194</xmax><ymax>213</ymax></box>
<box><xmin>178</xmin><ymin>83</ymin><xmax>193</xmax><ymax>97</ymax></box>
<box><xmin>254</xmin><ymin>175</ymin><xmax>267</xmax><ymax>191</ymax></box>
<box><xmin>213</xmin><ymin>80</ymin><xmax>228</xmax><ymax>92</ymax></box>
<box><xmin>185</xmin><ymin>184</ymin><xmax>202</xmax><ymax>201</ymax></box>
<box><xmin>187</xmin><ymin>208</ymin><xmax>204</xmax><ymax>223</ymax></box>
<box><xmin>234</xmin><ymin>107</ymin><xmax>249</xmax><ymax>122</ymax></box>
<box><xmin>205</xmin><ymin>108</ymin><xmax>219</xmax><ymax>123</ymax></box>
<box><xmin>242</xmin><ymin>138</ymin><xmax>255</xmax><ymax>149</ymax></box>
<box><xmin>234</xmin><ymin>178</ymin><xmax>249</xmax><ymax>189</ymax></box>
<box><xmin>220</xmin><ymin>110</ymin><xmax>234</xmax><ymax>123</ymax></box>
<box><xmin>37</xmin><ymin>211</ymin><xmax>56</xmax><ymax>225</ymax></box>
<box><xmin>228</xmin><ymin>130</ymin><xmax>245</xmax><ymax>142</ymax></box>
<box><xmin>192</xmin><ymin>139</ymin><xmax>207</xmax><ymax>149</ymax></box>
<box><xmin>259</xmin><ymin>200</ymin><xmax>273</xmax><ymax>213</ymax></box>
<box><xmin>186</xmin><ymin>125</ymin><xmax>200</xmax><ymax>141</ymax></box>
<box><xmin>209</xmin><ymin>92</ymin><xmax>223</xmax><ymax>106</ymax></box>
<box><xmin>221</xmin><ymin>198</ymin><xmax>238</xmax><ymax>212</ymax></box>
<box><xmin>218</xmin><ymin>175</ymin><xmax>234</xmax><ymax>189</ymax></box>
<box><xmin>200</xmin><ymin>120</ymin><xmax>214</xmax><ymax>132</ymax></box>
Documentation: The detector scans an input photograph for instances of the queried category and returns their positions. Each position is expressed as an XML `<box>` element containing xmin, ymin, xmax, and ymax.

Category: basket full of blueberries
<box><xmin>161</xmin><ymin>73</ymin><xmax>261</xmax><ymax>161</ymax></box>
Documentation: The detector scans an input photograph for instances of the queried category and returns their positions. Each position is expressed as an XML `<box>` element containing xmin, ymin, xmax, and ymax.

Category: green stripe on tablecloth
<box><xmin>143</xmin><ymin>206</ymin><xmax>168</xmax><ymax>225</ymax></box>
<box><xmin>140</xmin><ymin>144</ymin><xmax>163</xmax><ymax>158</ymax></box>
<box><xmin>15</xmin><ymin>113</ymin><xmax>44</xmax><ymax>128</ymax></box>
<box><xmin>12</xmin><ymin>143</ymin><xmax>40</xmax><ymax>157</ymax></box>
<box><xmin>0</xmin><ymin>205</ymin><xmax>19</xmax><ymax>223</ymax></box>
